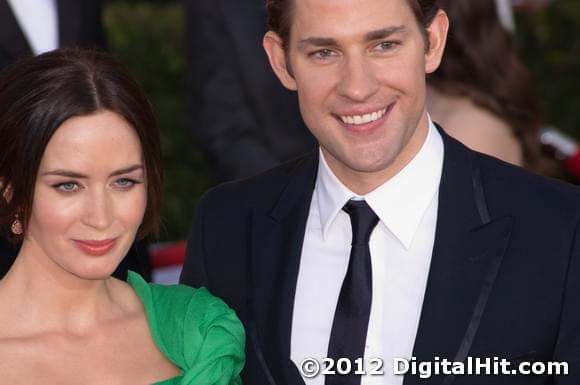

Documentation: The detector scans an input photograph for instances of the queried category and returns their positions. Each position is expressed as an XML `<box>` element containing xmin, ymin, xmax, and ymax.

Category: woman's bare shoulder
<box><xmin>430</xmin><ymin>95</ymin><xmax>523</xmax><ymax>165</ymax></box>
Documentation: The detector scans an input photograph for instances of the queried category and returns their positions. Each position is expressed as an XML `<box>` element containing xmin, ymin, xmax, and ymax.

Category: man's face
<box><xmin>265</xmin><ymin>0</ymin><xmax>447</xmax><ymax>192</ymax></box>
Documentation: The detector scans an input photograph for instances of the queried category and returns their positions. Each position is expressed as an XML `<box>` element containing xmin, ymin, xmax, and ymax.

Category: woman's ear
<box><xmin>1</xmin><ymin>179</ymin><xmax>13</xmax><ymax>203</ymax></box>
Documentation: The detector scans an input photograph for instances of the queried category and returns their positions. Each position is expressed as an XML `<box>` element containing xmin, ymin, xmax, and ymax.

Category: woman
<box><xmin>427</xmin><ymin>0</ymin><xmax>556</xmax><ymax>175</ymax></box>
<box><xmin>0</xmin><ymin>48</ymin><xmax>244</xmax><ymax>384</ymax></box>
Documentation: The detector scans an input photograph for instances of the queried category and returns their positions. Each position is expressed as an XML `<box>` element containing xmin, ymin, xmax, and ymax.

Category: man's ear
<box><xmin>424</xmin><ymin>9</ymin><xmax>449</xmax><ymax>74</ymax></box>
<box><xmin>263</xmin><ymin>31</ymin><xmax>297</xmax><ymax>91</ymax></box>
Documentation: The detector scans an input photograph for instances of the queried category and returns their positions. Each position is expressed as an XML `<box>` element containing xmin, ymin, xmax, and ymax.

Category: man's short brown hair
<box><xmin>266</xmin><ymin>0</ymin><xmax>440</xmax><ymax>50</ymax></box>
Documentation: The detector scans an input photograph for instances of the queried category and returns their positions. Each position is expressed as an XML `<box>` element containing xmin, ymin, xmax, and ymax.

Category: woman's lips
<box><xmin>73</xmin><ymin>239</ymin><xmax>117</xmax><ymax>256</ymax></box>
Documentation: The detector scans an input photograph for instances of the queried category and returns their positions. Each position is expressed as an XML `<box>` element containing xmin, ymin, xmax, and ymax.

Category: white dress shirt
<box><xmin>291</xmin><ymin>119</ymin><xmax>444</xmax><ymax>385</ymax></box>
<box><xmin>7</xmin><ymin>0</ymin><xmax>58</xmax><ymax>55</ymax></box>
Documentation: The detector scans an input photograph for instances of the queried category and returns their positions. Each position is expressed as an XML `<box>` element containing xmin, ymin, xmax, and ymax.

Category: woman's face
<box><xmin>23</xmin><ymin>110</ymin><xmax>147</xmax><ymax>279</ymax></box>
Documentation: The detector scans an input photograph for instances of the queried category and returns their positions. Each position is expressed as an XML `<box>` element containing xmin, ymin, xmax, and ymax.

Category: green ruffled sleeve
<box><xmin>127</xmin><ymin>272</ymin><xmax>245</xmax><ymax>385</ymax></box>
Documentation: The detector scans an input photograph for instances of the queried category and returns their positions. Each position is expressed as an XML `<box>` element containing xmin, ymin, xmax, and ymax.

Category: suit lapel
<box><xmin>249</xmin><ymin>152</ymin><xmax>318</xmax><ymax>385</ymax></box>
<box><xmin>405</xmin><ymin>131</ymin><xmax>513</xmax><ymax>385</ymax></box>
<box><xmin>246</xmin><ymin>129</ymin><xmax>513</xmax><ymax>384</ymax></box>
<box><xmin>0</xmin><ymin>0</ymin><xmax>32</xmax><ymax>59</ymax></box>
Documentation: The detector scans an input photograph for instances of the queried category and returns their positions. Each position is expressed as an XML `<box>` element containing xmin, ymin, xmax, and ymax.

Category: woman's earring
<box><xmin>11</xmin><ymin>217</ymin><xmax>22</xmax><ymax>235</ymax></box>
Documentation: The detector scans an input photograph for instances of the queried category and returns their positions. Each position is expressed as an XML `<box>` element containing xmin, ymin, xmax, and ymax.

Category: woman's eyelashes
<box><xmin>52</xmin><ymin>181</ymin><xmax>80</xmax><ymax>193</ymax></box>
<box><xmin>51</xmin><ymin>177</ymin><xmax>143</xmax><ymax>194</ymax></box>
<box><xmin>112</xmin><ymin>178</ymin><xmax>143</xmax><ymax>190</ymax></box>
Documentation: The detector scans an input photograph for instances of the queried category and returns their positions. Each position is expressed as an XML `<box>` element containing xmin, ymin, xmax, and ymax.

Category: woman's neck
<box><xmin>0</xmin><ymin>245</ymin><xmax>133</xmax><ymax>336</ymax></box>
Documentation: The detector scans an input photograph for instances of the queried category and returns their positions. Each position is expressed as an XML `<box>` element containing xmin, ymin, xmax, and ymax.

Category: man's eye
<box><xmin>53</xmin><ymin>182</ymin><xmax>79</xmax><ymax>192</ymax></box>
<box><xmin>311</xmin><ymin>49</ymin><xmax>335</xmax><ymax>59</ymax></box>
<box><xmin>375</xmin><ymin>41</ymin><xmax>399</xmax><ymax>51</ymax></box>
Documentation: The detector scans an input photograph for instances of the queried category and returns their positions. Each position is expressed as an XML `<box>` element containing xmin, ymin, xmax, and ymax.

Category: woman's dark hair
<box><xmin>0</xmin><ymin>48</ymin><xmax>163</xmax><ymax>241</ymax></box>
<box><xmin>266</xmin><ymin>0</ymin><xmax>440</xmax><ymax>51</ymax></box>
<box><xmin>428</xmin><ymin>0</ymin><xmax>555</xmax><ymax>175</ymax></box>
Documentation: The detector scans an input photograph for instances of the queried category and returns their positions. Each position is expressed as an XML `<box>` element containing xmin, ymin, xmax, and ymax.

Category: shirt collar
<box><xmin>315</xmin><ymin>117</ymin><xmax>444</xmax><ymax>248</ymax></box>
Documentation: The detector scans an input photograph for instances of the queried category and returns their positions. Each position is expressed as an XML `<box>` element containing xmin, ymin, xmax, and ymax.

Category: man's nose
<box><xmin>336</xmin><ymin>55</ymin><xmax>380</xmax><ymax>102</ymax></box>
<box><xmin>82</xmin><ymin>189</ymin><xmax>113</xmax><ymax>230</ymax></box>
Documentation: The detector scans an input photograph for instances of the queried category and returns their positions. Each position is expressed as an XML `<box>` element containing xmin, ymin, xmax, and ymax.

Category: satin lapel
<box><xmin>249</xmin><ymin>152</ymin><xmax>318</xmax><ymax>385</ymax></box>
<box><xmin>405</xmin><ymin>131</ymin><xmax>513</xmax><ymax>385</ymax></box>
<box><xmin>0</xmin><ymin>0</ymin><xmax>32</xmax><ymax>59</ymax></box>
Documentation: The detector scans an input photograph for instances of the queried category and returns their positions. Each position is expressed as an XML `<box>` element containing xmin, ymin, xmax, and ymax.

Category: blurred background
<box><xmin>105</xmin><ymin>1</ymin><xmax>211</xmax><ymax>243</ymax></box>
<box><xmin>517</xmin><ymin>1</ymin><xmax>580</xmax><ymax>139</ymax></box>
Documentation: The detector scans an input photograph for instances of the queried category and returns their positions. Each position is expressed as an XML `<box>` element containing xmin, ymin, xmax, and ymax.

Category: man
<box><xmin>185</xmin><ymin>0</ymin><xmax>316</xmax><ymax>182</ymax></box>
<box><xmin>181</xmin><ymin>0</ymin><xmax>580</xmax><ymax>384</ymax></box>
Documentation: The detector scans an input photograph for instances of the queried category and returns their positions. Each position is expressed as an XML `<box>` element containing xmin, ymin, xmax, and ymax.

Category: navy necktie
<box><xmin>326</xmin><ymin>200</ymin><xmax>379</xmax><ymax>385</ymax></box>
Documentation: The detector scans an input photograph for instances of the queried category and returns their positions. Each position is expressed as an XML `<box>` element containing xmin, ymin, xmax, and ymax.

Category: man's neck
<box><xmin>322</xmin><ymin>115</ymin><xmax>430</xmax><ymax>195</ymax></box>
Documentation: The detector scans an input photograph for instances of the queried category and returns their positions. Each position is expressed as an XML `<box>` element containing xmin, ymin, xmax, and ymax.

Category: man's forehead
<box><xmin>290</xmin><ymin>0</ymin><xmax>416</xmax><ymax>41</ymax></box>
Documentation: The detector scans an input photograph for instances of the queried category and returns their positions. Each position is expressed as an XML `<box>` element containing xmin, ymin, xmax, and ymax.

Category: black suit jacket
<box><xmin>0</xmin><ymin>0</ymin><xmax>106</xmax><ymax>72</ymax></box>
<box><xmin>185</xmin><ymin>0</ymin><xmax>316</xmax><ymax>182</ymax></box>
<box><xmin>181</xmin><ymin>129</ymin><xmax>580</xmax><ymax>385</ymax></box>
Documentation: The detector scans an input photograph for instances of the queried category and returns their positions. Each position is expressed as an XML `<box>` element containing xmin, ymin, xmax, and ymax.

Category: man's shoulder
<box><xmin>475</xmin><ymin>150</ymin><xmax>580</xmax><ymax>215</ymax></box>
<box><xmin>200</xmin><ymin>150</ymin><xmax>318</xmax><ymax>210</ymax></box>
<box><xmin>440</xmin><ymin>129</ymin><xmax>580</xmax><ymax>205</ymax></box>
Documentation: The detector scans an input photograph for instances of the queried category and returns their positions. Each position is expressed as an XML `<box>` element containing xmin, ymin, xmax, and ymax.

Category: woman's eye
<box><xmin>115</xmin><ymin>178</ymin><xmax>133</xmax><ymax>188</ymax></box>
<box><xmin>114</xmin><ymin>178</ymin><xmax>141</xmax><ymax>189</ymax></box>
<box><xmin>54</xmin><ymin>182</ymin><xmax>79</xmax><ymax>192</ymax></box>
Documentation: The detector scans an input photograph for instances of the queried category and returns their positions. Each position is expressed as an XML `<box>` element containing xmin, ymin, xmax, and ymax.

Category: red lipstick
<box><xmin>73</xmin><ymin>239</ymin><xmax>117</xmax><ymax>256</ymax></box>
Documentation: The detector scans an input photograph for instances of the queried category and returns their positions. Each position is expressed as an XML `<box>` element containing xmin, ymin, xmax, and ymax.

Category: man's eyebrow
<box><xmin>41</xmin><ymin>164</ymin><xmax>144</xmax><ymax>178</ymax></box>
<box><xmin>364</xmin><ymin>26</ymin><xmax>407</xmax><ymax>41</ymax></box>
<box><xmin>297</xmin><ymin>37</ymin><xmax>338</xmax><ymax>49</ymax></box>
<box><xmin>297</xmin><ymin>26</ymin><xmax>408</xmax><ymax>49</ymax></box>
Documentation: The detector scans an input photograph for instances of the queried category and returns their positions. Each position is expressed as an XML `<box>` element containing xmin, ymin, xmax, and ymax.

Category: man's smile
<box><xmin>338</xmin><ymin>106</ymin><xmax>388</xmax><ymax>125</ymax></box>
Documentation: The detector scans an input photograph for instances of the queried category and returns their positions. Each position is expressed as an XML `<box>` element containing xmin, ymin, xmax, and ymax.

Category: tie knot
<box><xmin>343</xmin><ymin>200</ymin><xmax>379</xmax><ymax>245</ymax></box>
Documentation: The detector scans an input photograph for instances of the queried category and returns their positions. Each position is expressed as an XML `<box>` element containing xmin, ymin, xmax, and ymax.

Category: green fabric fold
<box><xmin>127</xmin><ymin>272</ymin><xmax>245</xmax><ymax>385</ymax></box>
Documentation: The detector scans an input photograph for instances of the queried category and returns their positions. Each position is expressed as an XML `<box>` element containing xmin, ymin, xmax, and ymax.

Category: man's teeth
<box><xmin>340</xmin><ymin>108</ymin><xmax>387</xmax><ymax>125</ymax></box>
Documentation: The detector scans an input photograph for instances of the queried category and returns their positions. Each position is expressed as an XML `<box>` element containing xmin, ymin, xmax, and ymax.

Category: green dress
<box><xmin>126</xmin><ymin>272</ymin><xmax>245</xmax><ymax>385</ymax></box>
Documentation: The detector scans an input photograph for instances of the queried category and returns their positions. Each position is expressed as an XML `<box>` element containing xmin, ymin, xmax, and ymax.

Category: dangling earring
<box><xmin>11</xmin><ymin>216</ymin><xmax>22</xmax><ymax>235</ymax></box>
